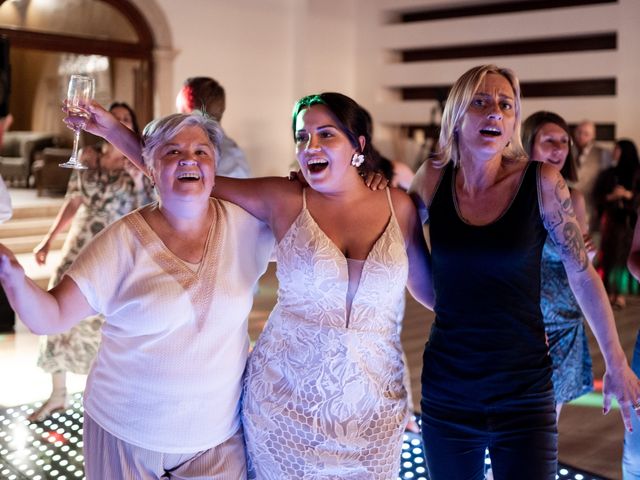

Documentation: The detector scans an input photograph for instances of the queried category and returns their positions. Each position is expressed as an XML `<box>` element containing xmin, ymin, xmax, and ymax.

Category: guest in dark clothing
<box><xmin>409</xmin><ymin>64</ymin><xmax>640</xmax><ymax>480</ymax></box>
<box><xmin>594</xmin><ymin>139</ymin><xmax>640</xmax><ymax>309</ymax></box>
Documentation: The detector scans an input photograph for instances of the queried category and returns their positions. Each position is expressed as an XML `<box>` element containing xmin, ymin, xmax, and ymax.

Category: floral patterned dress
<box><xmin>540</xmin><ymin>236</ymin><xmax>593</xmax><ymax>403</ymax></box>
<box><xmin>242</xmin><ymin>188</ymin><xmax>409</xmax><ymax>479</ymax></box>
<box><xmin>37</xmin><ymin>167</ymin><xmax>154</xmax><ymax>374</ymax></box>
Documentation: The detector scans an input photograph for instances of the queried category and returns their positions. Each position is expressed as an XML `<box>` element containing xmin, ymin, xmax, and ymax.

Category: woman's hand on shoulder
<box><xmin>363</xmin><ymin>171</ymin><xmax>389</xmax><ymax>190</ymax></box>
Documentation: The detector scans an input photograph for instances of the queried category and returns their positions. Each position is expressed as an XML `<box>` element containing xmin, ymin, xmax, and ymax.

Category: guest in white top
<box><xmin>0</xmin><ymin>113</ymin><xmax>274</xmax><ymax>479</ymax></box>
<box><xmin>0</xmin><ymin>114</ymin><xmax>13</xmax><ymax>223</ymax></box>
<box><xmin>0</xmin><ymin>174</ymin><xmax>10</xmax><ymax>223</ymax></box>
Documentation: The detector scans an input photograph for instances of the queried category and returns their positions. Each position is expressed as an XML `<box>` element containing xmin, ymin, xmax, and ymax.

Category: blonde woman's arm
<box><xmin>540</xmin><ymin>163</ymin><xmax>640</xmax><ymax>430</ymax></box>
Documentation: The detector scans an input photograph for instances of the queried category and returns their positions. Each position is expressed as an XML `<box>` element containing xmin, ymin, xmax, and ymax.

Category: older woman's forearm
<box><xmin>105</xmin><ymin>122</ymin><xmax>146</xmax><ymax>174</ymax></box>
<box><xmin>82</xmin><ymin>101</ymin><xmax>147</xmax><ymax>175</ymax></box>
<box><xmin>0</xmin><ymin>252</ymin><xmax>93</xmax><ymax>334</ymax></box>
<box><xmin>2</xmin><ymin>277</ymin><xmax>68</xmax><ymax>334</ymax></box>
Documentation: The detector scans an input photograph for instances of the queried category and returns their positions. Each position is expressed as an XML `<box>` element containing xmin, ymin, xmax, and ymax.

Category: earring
<box><xmin>351</xmin><ymin>153</ymin><xmax>365</xmax><ymax>167</ymax></box>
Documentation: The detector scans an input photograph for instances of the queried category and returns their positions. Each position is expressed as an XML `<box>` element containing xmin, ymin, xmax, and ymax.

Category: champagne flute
<box><xmin>60</xmin><ymin>74</ymin><xmax>95</xmax><ymax>169</ymax></box>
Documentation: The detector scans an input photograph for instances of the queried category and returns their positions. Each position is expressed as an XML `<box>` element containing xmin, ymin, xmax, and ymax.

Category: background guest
<box><xmin>176</xmin><ymin>76</ymin><xmax>250</xmax><ymax>178</ymax></box>
<box><xmin>573</xmin><ymin>120</ymin><xmax>613</xmax><ymax>232</ymax></box>
<box><xmin>594</xmin><ymin>139</ymin><xmax>640</xmax><ymax>309</ymax></box>
<box><xmin>362</xmin><ymin>108</ymin><xmax>415</xmax><ymax>191</ymax></box>
<box><xmin>28</xmin><ymin>102</ymin><xmax>154</xmax><ymax>422</ymax></box>
<box><xmin>0</xmin><ymin>112</ymin><xmax>13</xmax><ymax>333</ymax></box>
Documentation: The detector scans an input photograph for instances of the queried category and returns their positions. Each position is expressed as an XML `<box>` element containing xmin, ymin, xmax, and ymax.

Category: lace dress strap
<box><xmin>384</xmin><ymin>187</ymin><xmax>396</xmax><ymax>218</ymax></box>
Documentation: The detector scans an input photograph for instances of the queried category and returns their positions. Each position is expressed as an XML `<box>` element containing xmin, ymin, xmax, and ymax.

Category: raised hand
<box><xmin>62</xmin><ymin>100</ymin><xmax>119</xmax><ymax>140</ymax></box>
<box><xmin>33</xmin><ymin>238</ymin><xmax>51</xmax><ymax>266</ymax></box>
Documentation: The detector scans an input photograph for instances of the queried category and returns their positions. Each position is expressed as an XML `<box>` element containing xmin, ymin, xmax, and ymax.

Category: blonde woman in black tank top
<box><xmin>409</xmin><ymin>64</ymin><xmax>640</xmax><ymax>480</ymax></box>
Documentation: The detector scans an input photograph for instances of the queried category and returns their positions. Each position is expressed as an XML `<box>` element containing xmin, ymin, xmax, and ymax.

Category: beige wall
<box><xmin>354</xmin><ymin>0</ymin><xmax>640</xmax><ymax>162</ymax></box>
<box><xmin>125</xmin><ymin>0</ymin><xmax>640</xmax><ymax>173</ymax></box>
<box><xmin>144</xmin><ymin>0</ymin><xmax>358</xmax><ymax>176</ymax></box>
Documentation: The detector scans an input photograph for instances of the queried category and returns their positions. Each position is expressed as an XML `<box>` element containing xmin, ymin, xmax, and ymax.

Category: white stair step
<box><xmin>16</xmin><ymin>250</ymin><xmax>63</xmax><ymax>290</ymax></box>
<box><xmin>11</xmin><ymin>202</ymin><xmax>64</xmax><ymax>220</ymax></box>
<box><xmin>1</xmin><ymin>234</ymin><xmax>67</xmax><ymax>254</ymax></box>
<box><xmin>0</xmin><ymin>217</ymin><xmax>66</xmax><ymax>239</ymax></box>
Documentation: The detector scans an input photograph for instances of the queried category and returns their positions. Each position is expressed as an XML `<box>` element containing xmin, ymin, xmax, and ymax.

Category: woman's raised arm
<box><xmin>66</xmin><ymin>101</ymin><xmax>147</xmax><ymax>175</ymax></box>
<box><xmin>213</xmin><ymin>176</ymin><xmax>301</xmax><ymax>237</ymax></box>
<box><xmin>539</xmin><ymin>163</ymin><xmax>640</xmax><ymax>431</ymax></box>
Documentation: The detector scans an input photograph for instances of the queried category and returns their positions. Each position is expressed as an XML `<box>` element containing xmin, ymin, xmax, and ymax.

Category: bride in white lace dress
<box><xmin>214</xmin><ymin>92</ymin><xmax>434</xmax><ymax>479</ymax></box>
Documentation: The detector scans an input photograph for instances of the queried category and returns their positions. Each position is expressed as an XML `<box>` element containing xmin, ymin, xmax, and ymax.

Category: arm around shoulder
<box><xmin>408</xmin><ymin>159</ymin><xmax>446</xmax><ymax>225</ymax></box>
<box><xmin>213</xmin><ymin>175</ymin><xmax>301</xmax><ymax>230</ymax></box>
<box><xmin>391</xmin><ymin>189</ymin><xmax>434</xmax><ymax>309</ymax></box>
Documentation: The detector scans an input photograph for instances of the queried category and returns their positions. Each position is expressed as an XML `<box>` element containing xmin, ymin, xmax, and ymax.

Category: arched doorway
<box><xmin>0</xmin><ymin>0</ymin><xmax>156</xmax><ymax>130</ymax></box>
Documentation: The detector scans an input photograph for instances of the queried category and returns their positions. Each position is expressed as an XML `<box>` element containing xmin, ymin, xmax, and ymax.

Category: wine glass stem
<box><xmin>70</xmin><ymin>128</ymin><xmax>81</xmax><ymax>163</ymax></box>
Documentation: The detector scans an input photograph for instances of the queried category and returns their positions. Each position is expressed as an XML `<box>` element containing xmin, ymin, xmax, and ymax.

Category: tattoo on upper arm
<box><xmin>560</xmin><ymin>221</ymin><xmax>589</xmax><ymax>271</ymax></box>
<box><xmin>544</xmin><ymin>178</ymin><xmax>589</xmax><ymax>272</ymax></box>
<box><xmin>556</xmin><ymin>178</ymin><xmax>575</xmax><ymax>219</ymax></box>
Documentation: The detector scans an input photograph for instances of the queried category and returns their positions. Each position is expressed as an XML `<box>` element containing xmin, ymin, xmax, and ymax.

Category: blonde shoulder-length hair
<box><xmin>434</xmin><ymin>64</ymin><xmax>527</xmax><ymax>168</ymax></box>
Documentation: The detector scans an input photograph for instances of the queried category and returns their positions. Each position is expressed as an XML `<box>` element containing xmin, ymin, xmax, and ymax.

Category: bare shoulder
<box><xmin>538</xmin><ymin>162</ymin><xmax>564</xmax><ymax>189</ymax></box>
<box><xmin>389</xmin><ymin>187</ymin><xmax>421</xmax><ymax>241</ymax></box>
<box><xmin>389</xmin><ymin>187</ymin><xmax>417</xmax><ymax>216</ymax></box>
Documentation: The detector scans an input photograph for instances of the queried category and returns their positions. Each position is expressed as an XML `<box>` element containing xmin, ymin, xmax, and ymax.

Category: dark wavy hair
<box><xmin>291</xmin><ymin>92</ymin><xmax>374</xmax><ymax>175</ymax></box>
<box><xmin>108</xmin><ymin>102</ymin><xmax>140</xmax><ymax>135</ymax></box>
<box><xmin>521</xmin><ymin>111</ymin><xmax>577</xmax><ymax>183</ymax></box>
<box><xmin>614</xmin><ymin>139</ymin><xmax>640</xmax><ymax>191</ymax></box>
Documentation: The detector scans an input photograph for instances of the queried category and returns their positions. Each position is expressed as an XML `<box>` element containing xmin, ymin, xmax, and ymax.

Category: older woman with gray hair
<box><xmin>0</xmin><ymin>113</ymin><xmax>274</xmax><ymax>479</ymax></box>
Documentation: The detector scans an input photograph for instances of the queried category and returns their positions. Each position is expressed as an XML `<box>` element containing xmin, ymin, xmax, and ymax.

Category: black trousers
<box><xmin>0</xmin><ymin>286</ymin><xmax>15</xmax><ymax>332</ymax></box>
<box><xmin>421</xmin><ymin>393</ymin><xmax>557</xmax><ymax>480</ymax></box>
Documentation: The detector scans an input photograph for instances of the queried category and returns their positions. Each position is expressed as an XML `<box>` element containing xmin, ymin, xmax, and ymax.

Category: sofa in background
<box><xmin>0</xmin><ymin>131</ymin><xmax>57</xmax><ymax>186</ymax></box>
<box><xmin>32</xmin><ymin>147</ymin><xmax>74</xmax><ymax>196</ymax></box>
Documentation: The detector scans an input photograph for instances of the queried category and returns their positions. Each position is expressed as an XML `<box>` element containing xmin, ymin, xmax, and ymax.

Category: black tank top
<box><xmin>422</xmin><ymin>161</ymin><xmax>552</xmax><ymax>408</ymax></box>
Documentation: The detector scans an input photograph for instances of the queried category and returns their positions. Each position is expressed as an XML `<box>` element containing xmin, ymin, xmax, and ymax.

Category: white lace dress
<box><xmin>242</xmin><ymin>188</ymin><xmax>409</xmax><ymax>479</ymax></box>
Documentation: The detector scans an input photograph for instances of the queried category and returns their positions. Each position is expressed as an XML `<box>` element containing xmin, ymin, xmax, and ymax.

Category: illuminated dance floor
<box><xmin>0</xmin><ymin>396</ymin><xmax>610</xmax><ymax>480</ymax></box>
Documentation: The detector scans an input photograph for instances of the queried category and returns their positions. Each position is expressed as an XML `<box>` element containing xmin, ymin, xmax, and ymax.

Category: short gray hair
<box><xmin>141</xmin><ymin>111</ymin><xmax>223</xmax><ymax>170</ymax></box>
